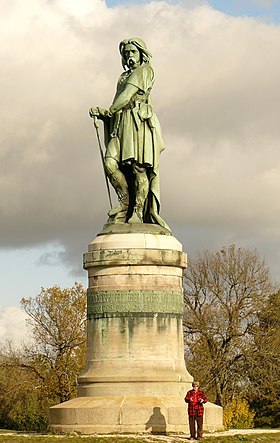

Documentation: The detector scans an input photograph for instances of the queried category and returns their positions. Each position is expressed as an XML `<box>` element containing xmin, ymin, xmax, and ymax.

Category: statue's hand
<box><xmin>89</xmin><ymin>107</ymin><xmax>112</xmax><ymax>119</ymax></box>
<box><xmin>89</xmin><ymin>107</ymin><xmax>100</xmax><ymax>118</ymax></box>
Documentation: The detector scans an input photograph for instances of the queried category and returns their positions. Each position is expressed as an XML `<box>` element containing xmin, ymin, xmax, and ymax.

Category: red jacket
<box><xmin>184</xmin><ymin>389</ymin><xmax>207</xmax><ymax>416</ymax></box>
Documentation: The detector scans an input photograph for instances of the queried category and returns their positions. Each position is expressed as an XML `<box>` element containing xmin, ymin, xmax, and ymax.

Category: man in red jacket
<box><xmin>184</xmin><ymin>381</ymin><xmax>207</xmax><ymax>440</ymax></box>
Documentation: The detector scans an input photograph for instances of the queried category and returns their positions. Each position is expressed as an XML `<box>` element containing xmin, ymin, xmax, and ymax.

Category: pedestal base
<box><xmin>49</xmin><ymin>396</ymin><xmax>223</xmax><ymax>434</ymax></box>
<box><xmin>49</xmin><ymin>227</ymin><xmax>223</xmax><ymax>434</ymax></box>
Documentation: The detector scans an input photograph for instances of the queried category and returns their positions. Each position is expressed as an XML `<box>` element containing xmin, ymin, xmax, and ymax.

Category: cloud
<box><xmin>0</xmin><ymin>306</ymin><xmax>30</xmax><ymax>344</ymax></box>
<box><xmin>0</xmin><ymin>0</ymin><xmax>280</xmax><ymax>280</ymax></box>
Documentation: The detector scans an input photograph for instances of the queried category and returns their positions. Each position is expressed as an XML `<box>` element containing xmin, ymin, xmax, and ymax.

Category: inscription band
<box><xmin>87</xmin><ymin>290</ymin><xmax>183</xmax><ymax>319</ymax></box>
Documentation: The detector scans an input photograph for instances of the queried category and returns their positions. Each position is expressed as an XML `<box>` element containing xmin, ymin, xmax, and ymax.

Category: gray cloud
<box><xmin>0</xmin><ymin>0</ymin><xmax>280</xmax><ymax>281</ymax></box>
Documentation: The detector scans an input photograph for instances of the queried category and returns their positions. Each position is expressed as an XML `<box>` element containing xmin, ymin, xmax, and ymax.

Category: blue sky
<box><xmin>0</xmin><ymin>0</ymin><xmax>280</xmax><ymax>341</ymax></box>
<box><xmin>106</xmin><ymin>0</ymin><xmax>280</xmax><ymax>23</ymax></box>
<box><xmin>209</xmin><ymin>0</ymin><xmax>280</xmax><ymax>22</ymax></box>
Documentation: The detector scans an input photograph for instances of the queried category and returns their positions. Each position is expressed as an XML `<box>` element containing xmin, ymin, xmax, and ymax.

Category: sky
<box><xmin>1</xmin><ymin>0</ymin><xmax>280</xmax><ymax>342</ymax></box>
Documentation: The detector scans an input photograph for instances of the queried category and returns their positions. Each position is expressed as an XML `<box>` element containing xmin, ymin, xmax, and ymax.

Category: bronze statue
<box><xmin>89</xmin><ymin>38</ymin><xmax>169</xmax><ymax>231</ymax></box>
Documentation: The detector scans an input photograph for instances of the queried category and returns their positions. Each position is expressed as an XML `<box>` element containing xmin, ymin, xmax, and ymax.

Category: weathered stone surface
<box><xmin>49</xmin><ymin>396</ymin><xmax>222</xmax><ymax>434</ymax></box>
<box><xmin>49</xmin><ymin>232</ymin><xmax>223</xmax><ymax>434</ymax></box>
<box><xmin>87</xmin><ymin>290</ymin><xmax>184</xmax><ymax>318</ymax></box>
<box><xmin>204</xmin><ymin>402</ymin><xmax>224</xmax><ymax>431</ymax></box>
<box><xmin>84</xmin><ymin>248</ymin><xmax>186</xmax><ymax>268</ymax></box>
<box><xmin>91</xmin><ymin>264</ymin><xmax>182</xmax><ymax>276</ymax></box>
<box><xmin>90</xmin><ymin>232</ymin><xmax>182</xmax><ymax>251</ymax></box>
<box><xmin>88</xmin><ymin>274</ymin><xmax>183</xmax><ymax>291</ymax></box>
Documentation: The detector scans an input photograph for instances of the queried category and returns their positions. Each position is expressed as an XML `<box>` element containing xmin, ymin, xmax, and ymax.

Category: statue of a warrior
<box><xmin>89</xmin><ymin>38</ymin><xmax>169</xmax><ymax>231</ymax></box>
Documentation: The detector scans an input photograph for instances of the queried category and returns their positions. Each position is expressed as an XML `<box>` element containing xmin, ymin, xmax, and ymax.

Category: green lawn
<box><xmin>0</xmin><ymin>432</ymin><xmax>279</xmax><ymax>443</ymax></box>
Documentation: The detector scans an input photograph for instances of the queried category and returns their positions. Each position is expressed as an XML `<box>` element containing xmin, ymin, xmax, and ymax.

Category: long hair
<box><xmin>119</xmin><ymin>38</ymin><xmax>152</xmax><ymax>70</ymax></box>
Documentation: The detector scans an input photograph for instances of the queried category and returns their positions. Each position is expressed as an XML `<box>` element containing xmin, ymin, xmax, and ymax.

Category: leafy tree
<box><xmin>0</xmin><ymin>283</ymin><xmax>87</xmax><ymax>430</ymax></box>
<box><xmin>20</xmin><ymin>282</ymin><xmax>87</xmax><ymax>403</ymax></box>
<box><xmin>183</xmin><ymin>245</ymin><xmax>272</xmax><ymax>407</ymax></box>
<box><xmin>0</xmin><ymin>341</ymin><xmax>48</xmax><ymax>431</ymax></box>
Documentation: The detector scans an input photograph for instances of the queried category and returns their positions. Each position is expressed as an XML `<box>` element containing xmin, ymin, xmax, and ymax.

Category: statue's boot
<box><xmin>128</xmin><ymin>165</ymin><xmax>149</xmax><ymax>224</ymax></box>
<box><xmin>105</xmin><ymin>159</ymin><xmax>129</xmax><ymax>220</ymax></box>
<box><xmin>108</xmin><ymin>192</ymin><xmax>129</xmax><ymax>217</ymax></box>
<box><xmin>128</xmin><ymin>205</ymin><xmax>144</xmax><ymax>223</ymax></box>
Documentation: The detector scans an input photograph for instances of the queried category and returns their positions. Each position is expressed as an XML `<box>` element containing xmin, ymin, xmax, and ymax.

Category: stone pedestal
<box><xmin>49</xmin><ymin>225</ymin><xmax>223</xmax><ymax>434</ymax></box>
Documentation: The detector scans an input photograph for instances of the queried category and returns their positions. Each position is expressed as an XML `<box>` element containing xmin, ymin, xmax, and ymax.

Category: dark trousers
<box><xmin>189</xmin><ymin>411</ymin><xmax>203</xmax><ymax>439</ymax></box>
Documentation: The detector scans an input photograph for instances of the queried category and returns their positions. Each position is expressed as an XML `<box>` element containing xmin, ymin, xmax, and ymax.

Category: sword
<box><xmin>93</xmin><ymin>116</ymin><xmax>113</xmax><ymax>210</ymax></box>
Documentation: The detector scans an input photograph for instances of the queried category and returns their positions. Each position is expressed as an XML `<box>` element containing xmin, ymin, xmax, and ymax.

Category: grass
<box><xmin>203</xmin><ymin>434</ymin><xmax>280</xmax><ymax>443</ymax></box>
<box><xmin>0</xmin><ymin>432</ymin><xmax>279</xmax><ymax>443</ymax></box>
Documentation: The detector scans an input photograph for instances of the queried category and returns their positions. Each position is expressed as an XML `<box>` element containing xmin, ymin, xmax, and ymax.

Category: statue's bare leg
<box><xmin>104</xmin><ymin>157</ymin><xmax>129</xmax><ymax>221</ymax></box>
<box><xmin>128</xmin><ymin>164</ymin><xmax>149</xmax><ymax>223</ymax></box>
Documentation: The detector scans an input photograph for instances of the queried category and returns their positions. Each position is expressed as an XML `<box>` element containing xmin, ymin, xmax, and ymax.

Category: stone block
<box><xmin>204</xmin><ymin>402</ymin><xmax>224</xmax><ymax>431</ymax></box>
<box><xmin>89</xmin><ymin>233</ymin><xmax>183</xmax><ymax>252</ymax></box>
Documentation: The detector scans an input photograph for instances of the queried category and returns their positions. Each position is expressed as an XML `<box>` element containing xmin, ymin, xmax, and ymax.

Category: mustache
<box><xmin>127</xmin><ymin>56</ymin><xmax>137</xmax><ymax>66</ymax></box>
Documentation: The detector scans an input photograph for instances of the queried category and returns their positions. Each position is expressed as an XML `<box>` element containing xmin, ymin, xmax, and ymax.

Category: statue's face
<box><xmin>124</xmin><ymin>43</ymin><xmax>140</xmax><ymax>69</ymax></box>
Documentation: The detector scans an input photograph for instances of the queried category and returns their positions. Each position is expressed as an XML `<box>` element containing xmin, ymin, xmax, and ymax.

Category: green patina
<box><xmin>99</xmin><ymin>222</ymin><xmax>171</xmax><ymax>236</ymax></box>
<box><xmin>89</xmin><ymin>38</ymin><xmax>170</xmax><ymax>231</ymax></box>
<box><xmin>87</xmin><ymin>289</ymin><xmax>183</xmax><ymax>319</ymax></box>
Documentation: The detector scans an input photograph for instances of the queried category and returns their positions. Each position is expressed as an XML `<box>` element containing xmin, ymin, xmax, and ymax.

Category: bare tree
<box><xmin>183</xmin><ymin>245</ymin><xmax>272</xmax><ymax>406</ymax></box>
<box><xmin>245</xmin><ymin>290</ymin><xmax>280</xmax><ymax>427</ymax></box>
